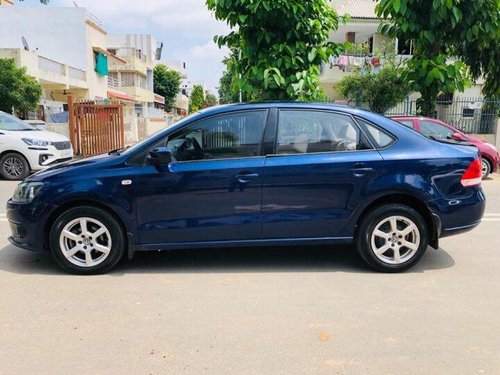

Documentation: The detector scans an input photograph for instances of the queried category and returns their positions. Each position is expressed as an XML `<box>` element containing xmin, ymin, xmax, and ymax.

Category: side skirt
<box><xmin>135</xmin><ymin>237</ymin><xmax>354</xmax><ymax>252</ymax></box>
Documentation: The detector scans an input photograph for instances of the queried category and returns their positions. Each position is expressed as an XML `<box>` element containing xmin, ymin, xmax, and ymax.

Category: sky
<box><xmin>17</xmin><ymin>0</ymin><xmax>231</xmax><ymax>93</ymax></box>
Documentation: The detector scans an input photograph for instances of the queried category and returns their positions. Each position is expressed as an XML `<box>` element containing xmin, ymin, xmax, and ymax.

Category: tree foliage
<box><xmin>205</xmin><ymin>93</ymin><xmax>218</xmax><ymax>107</ymax></box>
<box><xmin>338</xmin><ymin>65</ymin><xmax>410</xmax><ymax>114</ymax></box>
<box><xmin>206</xmin><ymin>0</ymin><xmax>345</xmax><ymax>101</ymax></box>
<box><xmin>153</xmin><ymin>65</ymin><xmax>181</xmax><ymax>112</ymax></box>
<box><xmin>189</xmin><ymin>85</ymin><xmax>205</xmax><ymax>113</ymax></box>
<box><xmin>0</xmin><ymin>58</ymin><xmax>42</xmax><ymax>114</ymax></box>
<box><xmin>218</xmin><ymin>68</ymin><xmax>240</xmax><ymax>104</ymax></box>
<box><xmin>377</xmin><ymin>0</ymin><xmax>500</xmax><ymax>115</ymax></box>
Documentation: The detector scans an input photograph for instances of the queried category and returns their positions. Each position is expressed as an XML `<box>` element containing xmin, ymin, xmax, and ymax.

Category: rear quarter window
<box><xmin>355</xmin><ymin>117</ymin><xmax>396</xmax><ymax>149</ymax></box>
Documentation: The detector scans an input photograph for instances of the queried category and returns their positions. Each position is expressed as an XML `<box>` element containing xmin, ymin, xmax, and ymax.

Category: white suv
<box><xmin>0</xmin><ymin>111</ymin><xmax>73</xmax><ymax>180</ymax></box>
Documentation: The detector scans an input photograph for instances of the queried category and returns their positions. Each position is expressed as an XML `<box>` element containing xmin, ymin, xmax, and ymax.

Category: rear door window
<box><xmin>276</xmin><ymin>110</ymin><xmax>372</xmax><ymax>154</ymax></box>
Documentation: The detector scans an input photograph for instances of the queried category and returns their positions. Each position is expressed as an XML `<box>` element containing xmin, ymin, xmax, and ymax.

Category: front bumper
<box><xmin>27</xmin><ymin>146</ymin><xmax>73</xmax><ymax>171</ymax></box>
<box><xmin>6</xmin><ymin>199</ymin><xmax>55</xmax><ymax>252</ymax></box>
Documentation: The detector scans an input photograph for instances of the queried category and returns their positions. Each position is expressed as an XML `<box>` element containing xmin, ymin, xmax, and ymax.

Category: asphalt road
<box><xmin>0</xmin><ymin>175</ymin><xmax>499</xmax><ymax>374</ymax></box>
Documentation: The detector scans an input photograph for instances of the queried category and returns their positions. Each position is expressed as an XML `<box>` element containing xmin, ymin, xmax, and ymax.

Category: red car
<box><xmin>393</xmin><ymin>116</ymin><xmax>499</xmax><ymax>179</ymax></box>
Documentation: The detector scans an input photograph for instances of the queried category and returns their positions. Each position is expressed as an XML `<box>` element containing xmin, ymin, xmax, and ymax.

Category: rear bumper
<box><xmin>430</xmin><ymin>187</ymin><xmax>486</xmax><ymax>238</ymax></box>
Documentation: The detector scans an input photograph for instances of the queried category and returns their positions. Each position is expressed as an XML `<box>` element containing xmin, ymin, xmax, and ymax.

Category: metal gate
<box><xmin>68</xmin><ymin>96</ymin><xmax>125</xmax><ymax>156</ymax></box>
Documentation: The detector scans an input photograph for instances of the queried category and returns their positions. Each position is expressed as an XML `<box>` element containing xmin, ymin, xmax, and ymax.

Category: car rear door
<box><xmin>261</xmin><ymin>108</ymin><xmax>385</xmax><ymax>239</ymax></box>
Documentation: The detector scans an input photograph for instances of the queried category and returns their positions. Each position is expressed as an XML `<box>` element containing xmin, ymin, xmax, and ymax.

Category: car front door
<box><xmin>261</xmin><ymin>109</ymin><xmax>386</xmax><ymax>239</ymax></box>
<box><xmin>130</xmin><ymin>110</ymin><xmax>268</xmax><ymax>246</ymax></box>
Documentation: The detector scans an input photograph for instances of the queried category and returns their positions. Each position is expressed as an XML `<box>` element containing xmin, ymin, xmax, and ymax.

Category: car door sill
<box><xmin>136</xmin><ymin>237</ymin><xmax>354</xmax><ymax>251</ymax></box>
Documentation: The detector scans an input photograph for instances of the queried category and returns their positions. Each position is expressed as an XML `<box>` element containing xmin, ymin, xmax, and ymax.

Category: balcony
<box><xmin>108</xmin><ymin>76</ymin><xmax>125</xmax><ymax>89</ymax></box>
<box><xmin>107</xmin><ymin>48</ymin><xmax>150</xmax><ymax>74</ymax></box>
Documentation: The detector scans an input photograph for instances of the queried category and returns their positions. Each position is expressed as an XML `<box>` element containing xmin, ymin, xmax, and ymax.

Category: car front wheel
<box><xmin>49</xmin><ymin>206</ymin><xmax>125</xmax><ymax>274</ymax></box>
<box><xmin>355</xmin><ymin>204</ymin><xmax>429</xmax><ymax>272</ymax></box>
<box><xmin>0</xmin><ymin>152</ymin><xmax>30</xmax><ymax>180</ymax></box>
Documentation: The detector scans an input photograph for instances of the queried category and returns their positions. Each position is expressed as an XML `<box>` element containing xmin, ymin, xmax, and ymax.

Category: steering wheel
<box><xmin>177</xmin><ymin>137</ymin><xmax>202</xmax><ymax>160</ymax></box>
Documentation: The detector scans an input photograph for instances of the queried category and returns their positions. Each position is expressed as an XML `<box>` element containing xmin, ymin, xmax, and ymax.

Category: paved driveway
<box><xmin>0</xmin><ymin>176</ymin><xmax>499</xmax><ymax>374</ymax></box>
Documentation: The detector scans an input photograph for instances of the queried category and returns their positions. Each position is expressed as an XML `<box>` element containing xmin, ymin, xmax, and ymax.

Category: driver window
<box><xmin>166</xmin><ymin>110</ymin><xmax>267</xmax><ymax>162</ymax></box>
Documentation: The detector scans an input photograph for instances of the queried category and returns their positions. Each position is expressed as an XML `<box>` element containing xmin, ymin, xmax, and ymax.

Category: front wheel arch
<box><xmin>480</xmin><ymin>156</ymin><xmax>492</xmax><ymax>179</ymax></box>
<box><xmin>44</xmin><ymin>199</ymin><xmax>128</xmax><ymax>252</ymax></box>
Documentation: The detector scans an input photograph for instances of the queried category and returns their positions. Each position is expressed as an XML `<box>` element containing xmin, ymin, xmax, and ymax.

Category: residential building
<box><xmin>322</xmin><ymin>0</ymin><xmax>484</xmax><ymax>101</ymax></box>
<box><xmin>0</xmin><ymin>6</ymin><xmax>124</xmax><ymax>118</ymax></box>
<box><xmin>107</xmin><ymin>34</ymin><xmax>168</xmax><ymax>139</ymax></box>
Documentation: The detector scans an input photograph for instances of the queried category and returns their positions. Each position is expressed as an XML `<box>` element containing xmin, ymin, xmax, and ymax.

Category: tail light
<box><xmin>460</xmin><ymin>158</ymin><xmax>482</xmax><ymax>187</ymax></box>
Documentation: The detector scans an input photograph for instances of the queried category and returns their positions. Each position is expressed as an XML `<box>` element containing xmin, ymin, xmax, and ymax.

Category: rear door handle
<box><xmin>235</xmin><ymin>173</ymin><xmax>259</xmax><ymax>184</ymax></box>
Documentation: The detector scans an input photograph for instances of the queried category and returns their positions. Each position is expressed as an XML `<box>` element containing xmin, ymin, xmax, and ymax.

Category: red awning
<box><xmin>107</xmin><ymin>90</ymin><xmax>134</xmax><ymax>101</ymax></box>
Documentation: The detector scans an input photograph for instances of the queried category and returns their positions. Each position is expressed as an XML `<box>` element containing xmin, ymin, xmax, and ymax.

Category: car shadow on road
<box><xmin>0</xmin><ymin>244</ymin><xmax>455</xmax><ymax>276</ymax></box>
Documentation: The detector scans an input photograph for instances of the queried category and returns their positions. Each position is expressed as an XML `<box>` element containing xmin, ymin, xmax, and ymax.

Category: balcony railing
<box><xmin>107</xmin><ymin>47</ymin><xmax>147</xmax><ymax>62</ymax></box>
<box><xmin>108</xmin><ymin>76</ymin><xmax>124</xmax><ymax>88</ymax></box>
<box><xmin>68</xmin><ymin>67</ymin><xmax>86</xmax><ymax>81</ymax></box>
<box><xmin>38</xmin><ymin>56</ymin><xmax>65</xmax><ymax>75</ymax></box>
<box><xmin>85</xmin><ymin>11</ymin><xmax>103</xmax><ymax>28</ymax></box>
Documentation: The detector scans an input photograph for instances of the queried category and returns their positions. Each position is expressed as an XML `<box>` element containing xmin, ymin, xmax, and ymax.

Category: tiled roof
<box><xmin>333</xmin><ymin>0</ymin><xmax>378</xmax><ymax>19</ymax></box>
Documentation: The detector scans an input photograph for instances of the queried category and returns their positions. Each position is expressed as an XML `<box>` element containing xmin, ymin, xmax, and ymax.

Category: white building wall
<box><xmin>86</xmin><ymin>21</ymin><xmax>109</xmax><ymax>100</ymax></box>
<box><xmin>0</xmin><ymin>7</ymin><xmax>109</xmax><ymax>101</ymax></box>
<box><xmin>0</xmin><ymin>7</ymin><xmax>88</xmax><ymax>70</ymax></box>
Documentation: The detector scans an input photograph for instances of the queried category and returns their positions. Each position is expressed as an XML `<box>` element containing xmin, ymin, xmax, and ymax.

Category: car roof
<box><xmin>198</xmin><ymin>102</ymin><xmax>378</xmax><ymax>119</ymax></box>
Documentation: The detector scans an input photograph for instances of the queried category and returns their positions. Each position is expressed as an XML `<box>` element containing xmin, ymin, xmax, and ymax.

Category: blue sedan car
<box><xmin>7</xmin><ymin>103</ymin><xmax>485</xmax><ymax>274</ymax></box>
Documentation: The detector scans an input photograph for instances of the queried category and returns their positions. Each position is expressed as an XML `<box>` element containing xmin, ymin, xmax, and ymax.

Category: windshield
<box><xmin>0</xmin><ymin>112</ymin><xmax>35</xmax><ymax>131</ymax></box>
<box><xmin>120</xmin><ymin>111</ymin><xmax>201</xmax><ymax>156</ymax></box>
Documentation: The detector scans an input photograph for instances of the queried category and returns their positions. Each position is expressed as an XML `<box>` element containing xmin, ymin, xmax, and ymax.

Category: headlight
<box><xmin>12</xmin><ymin>182</ymin><xmax>44</xmax><ymax>203</ymax></box>
<box><xmin>22</xmin><ymin>138</ymin><xmax>52</xmax><ymax>147</ymax></box>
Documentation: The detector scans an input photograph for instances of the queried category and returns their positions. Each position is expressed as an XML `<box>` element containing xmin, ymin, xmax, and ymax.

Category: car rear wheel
<box><xmin>0</xmin><ymin>152</ymin><xmax>30</xmax><ymax>180</ymax></box>
<box><xmin>355</xmin><ymin>204</ymin><xmax>429</xmax><ymax>272</ymax></box>
<box><xmin>49</xmin><ymin>206</ymin><xmax>125</xmax><ymax>274</ymax></box>
<box><xmin>481</xmin><ymin>158</ymin><xmax>491</xmax><ymax>179</ymax></box>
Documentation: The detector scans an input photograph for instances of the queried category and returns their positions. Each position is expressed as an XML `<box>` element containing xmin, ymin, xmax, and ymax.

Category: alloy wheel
<box><xmin>59</xmin><ymin>217</ymin><xmax>112</xmax><ymax>267</ymax></box>
<box><xmin>3</xmin><ymin>157</ymin><xmax>25</xmax><ymax>178</ymax></box>
<box><xmin>370</xmin><ymin>215</ymin><xmax>420</xmax><ymax>265</ymax></box>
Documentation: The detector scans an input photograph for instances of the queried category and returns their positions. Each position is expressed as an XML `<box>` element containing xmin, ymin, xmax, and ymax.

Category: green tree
<box><xmin>218</xmin><ymin>68</ymin><xmax>240</xmax><ymax>104</ymax></box>
<box><xmin>189</xmin><ymin>85</ymin><xmax>205</xmax><ymax>113</ymax></box>
<box><xmin>338</xmin><ymin>65</ymin><xmax>410</xmax><ymax>114</ymax></box>
<box><xmin>206</xmin><ymin>0</ymin><xmax>345</xmax><ymax>101</ymax></box>
<box><xmin>204</xmin><ymin>93</ymin><xmax>218</xmax><ymax>107</ymax></box>
<box><xmin>0</xmin><ymin>58</ymin><xmax>42</xmax><ymax>114</ymax></box>
<box><xmin>153</xmin><ymin>65</ymin><xmax>181</xmax><ymax>112</ymax></box>
<box><xmin>377</xmin><ymin>0</ymin><xmax>500</xmax><ymax>116</ymax></box>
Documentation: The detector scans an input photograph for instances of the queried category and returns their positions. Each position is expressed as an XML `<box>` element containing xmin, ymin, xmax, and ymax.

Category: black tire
<box><xmin>481</xmin><ymin>157</ymin><xmax>491</xmax><ymax>180</ymax></box>
<box><xmin>0</xmin><ymin>152</ymin><xmax>30</xmax><ymax>180</ymax></box>
<box><xmin>49</xmin><ymin>206</ymin><xmax>125</xmax><ymax>274</ymax></box>
<box><xmin>355</xmin><ymin>204</ymin><xmax>429</xmax><ymax>273</ymax></box>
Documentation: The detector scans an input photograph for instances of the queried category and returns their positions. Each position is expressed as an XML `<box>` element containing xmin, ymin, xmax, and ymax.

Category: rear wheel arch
<box><xmin>355</xmin><ymin>193</ymin><xmax>438</xmax><ymax>248</ymax></box>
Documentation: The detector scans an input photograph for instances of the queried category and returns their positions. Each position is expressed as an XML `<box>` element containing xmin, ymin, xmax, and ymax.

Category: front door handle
<box><xmin>351</xmin><ymin>163</ymin><xmax>373</xmax><ymax>176</ymax></box>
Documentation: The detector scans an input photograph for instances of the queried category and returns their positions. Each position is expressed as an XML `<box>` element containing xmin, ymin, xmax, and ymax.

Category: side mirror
<box><xmin>451</xmin><ymin>132</ymin><xmax>466</xmax><ymax>141</ymax></box>
<box><xmin>148</xmin><ymin>147</ymin><xmax>172</xmax><ymax>166</ymax></box>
